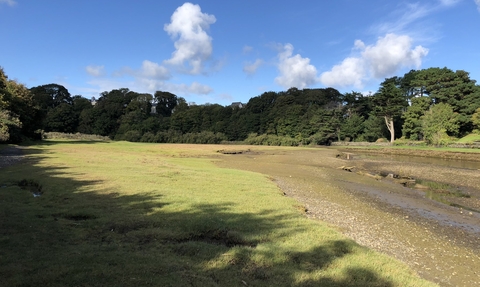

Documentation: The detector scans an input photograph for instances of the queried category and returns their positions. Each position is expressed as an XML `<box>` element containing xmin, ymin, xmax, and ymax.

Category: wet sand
<box><xmin>216</xmin><ymin>146</ymin><xmax>480</xmax><ymax>287</ymax></box>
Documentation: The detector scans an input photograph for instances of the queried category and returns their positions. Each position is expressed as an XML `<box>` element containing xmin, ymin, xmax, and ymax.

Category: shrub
<box><xmin>140</xmin><ymin>132</ymin><xmax>157</xmax><ymax>143</ymax></box>
<box><xmin>43</xmin><ymin>132</ymin><xmax>110</xmax><ymax>141</ymax></box>
<box><xmin>244</xmin><ymin>133</ymin><xmax>300</xmax><ymax>146</ymax></box>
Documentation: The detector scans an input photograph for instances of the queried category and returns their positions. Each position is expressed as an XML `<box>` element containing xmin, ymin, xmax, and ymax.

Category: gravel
<box><xmin>217</xmin><ymin>147</ymin><xmax>480</xmax><ymax>287</ymax></box>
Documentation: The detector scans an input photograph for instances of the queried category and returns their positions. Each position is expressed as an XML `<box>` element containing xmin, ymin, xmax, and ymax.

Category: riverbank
<box><xmin>217</xmin><ymin>146</ymin><xmax>480</xmax><ymax>286</ymax></box>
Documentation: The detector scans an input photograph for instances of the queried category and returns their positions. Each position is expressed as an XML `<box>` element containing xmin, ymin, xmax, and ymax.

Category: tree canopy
<box><xmin>2</xmin><ymin>65</ymin><xmax>480</xmax><ymax>145</ymax></box>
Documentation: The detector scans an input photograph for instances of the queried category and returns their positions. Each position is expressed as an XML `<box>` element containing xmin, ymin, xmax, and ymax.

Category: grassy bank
<box><xmin>0</xmin><ymin>141</ymin><xmax>436</xmax><ymax>286</ymax></box>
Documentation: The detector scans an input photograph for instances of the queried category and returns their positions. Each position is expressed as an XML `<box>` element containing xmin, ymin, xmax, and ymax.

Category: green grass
<box><xmin>456</xmin><ymin>133</ymin><xmax>480</xmax><ymax>143</ymax></box>
<box><xmin>0</xmin><ymin>141</ymin><xmax>436</xmax><ymax>286</ymax></box>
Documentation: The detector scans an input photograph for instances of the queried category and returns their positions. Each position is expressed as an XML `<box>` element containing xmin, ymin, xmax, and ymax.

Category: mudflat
<box><xmin>216</xmin><ymin>146</ymin><xmax>480</xmax><ymax>287</ymax></box>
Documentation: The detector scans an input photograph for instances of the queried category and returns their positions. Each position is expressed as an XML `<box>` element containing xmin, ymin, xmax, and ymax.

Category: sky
<box><xmin>1</xmin><ymin>0</ymin><xmax>479</xmax><ymax>106</ymax></box>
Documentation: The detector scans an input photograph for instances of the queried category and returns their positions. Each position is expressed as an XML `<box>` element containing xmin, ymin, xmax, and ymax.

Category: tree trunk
<box><xmin>384</xmin><ymin>116</ymin><xmax>395</xmax><ymax>143</ymax></box>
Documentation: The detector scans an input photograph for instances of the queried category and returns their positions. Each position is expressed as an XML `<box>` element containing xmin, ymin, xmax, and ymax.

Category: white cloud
<box><xmin>319</xmin><ymin>57</ymin><xmax>366</xmax><ymax>88</ymax></box>
<box><xmin>362</xmin><ymin>34</ymin><xmax>428</xmax><ymax>78</ymax></box>
<box><xmin>475</xmin><ymin>0</ymin><xmax>480</xmax><ymax>12</ymax></box>
<box><xmin>275</xmin><ymin>43</ymin><xmax>319</xmax><ymax>89</ymax></box>
<box><xmin>112</xmin><ymin>60</ymin><xmax>170</xmax><ymax>81</ymax></box>
<box><xmin>139</xmin><ymin>60</ymin><xmax>171</xmax><ymax>80</ymax></box>
<box><xmin>171</xmin><ymin>81</ymin><xmax>213</xmax><ymax>95</ymax></box>
<box><xmin>146</xmin><ymin>81</ymin><xmax>213</xmax><ymax>95</ymax></box>
<box><xmin>243</xmin><ymin>59</ymin><xmax>264</xmax><ymax>75</ymax></box>
<box><xmin>0</xmin><ymin>0</ymin><xmax>16</xmax><ymax>7</ymax></box>
<box><xmin>320</xmin><ymin>34</ymin><xmax>428</xmax><ymax>89</ymax></box>
<box><xmin>85</xmin><ymin>65</ymin><xmax>105</xmax><ymax>77</ymax></box>
<box><xmin>164</xmin><ymin>2</ymin><xmax>216</xmax><ymax>75</ymax></box>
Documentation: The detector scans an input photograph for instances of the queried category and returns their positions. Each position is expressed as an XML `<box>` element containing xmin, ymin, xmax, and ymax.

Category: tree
<box><xmin>154</xmin><ymin>91</ymin><xmax>177</xmax><ymax>117</ymax></box>
<box><xmin>30</xmin><ymin>84</ymin><xmax>73</xmax><ymax>130</ymax></box>
<box><xmin>471</xmin><ymin>108</ymin><xmax>480</xmax><ymax>132</ymax></box>
<box><xmin>341</xmin><ymin>114</ymin><xmax>365</xmax><ymax>141</ymax></box>
<box><xmin>83</xmin><ymin>88</ymin><xmax>137</xmax><ymax>137</ymax></box>
<box><xmin>44</xmin><ymin>103</ymin><xmax>77</xmax><ymax>133</ymax></box>
<box><xmin>0</xmin><ymin>110</ymin><xmax>21</xmax><ymax>142</ymax></box>
<box><xmin>373</xmin><ymin>79</ymin><xmax>408</xmax><ymax>143</ymax></box>
<box><xmin>401</xmin><ymin>96</ymin><xmax>432</xmax><ymax>140</ymax></box>
<box><xmin>411</xmin><ymin>67</ymin><xmax>480</xmax><ymax>134</ymax></box>
<box><xmin>422</xmin><ymin>103</ymin><xmax>459</xmax><ymax>145</ymax></box>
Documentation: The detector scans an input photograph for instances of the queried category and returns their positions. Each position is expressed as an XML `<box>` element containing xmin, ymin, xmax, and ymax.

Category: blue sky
<box><xmin>1</xmin><ymin>0</ymin><xmax>479</xmax><ymax>105</ymax></box>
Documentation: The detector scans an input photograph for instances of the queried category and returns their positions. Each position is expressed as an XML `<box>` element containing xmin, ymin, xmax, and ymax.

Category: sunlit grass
<box><xmin>0</xmin><ymin>141</ymin><xmax>436</xmax><ymax>286</ymax></box>
<box><xmin>457</xmin><ymin>133</ymin><xmax>480</xmax><ymax>143</ymax></box>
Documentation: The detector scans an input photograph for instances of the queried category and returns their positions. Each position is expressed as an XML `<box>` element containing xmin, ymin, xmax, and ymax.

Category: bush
<box><xmin>244</xmin><ymin>133</ymin><xmax>300</xmax><ymax>146</ymax></box>
<box><xmin>140</xmin><ymin>132</ymin><xmax>157</xmax><ymax>143</ymax></box>
<box><xmin>43</xmin><ymin>132</ymin><xmax>110</xmax><ymax>141</ymax></box>
<box><xmin>151</xmin><ymin>130</ymin><xmax>226</xmax><ymax>144</ymax></box>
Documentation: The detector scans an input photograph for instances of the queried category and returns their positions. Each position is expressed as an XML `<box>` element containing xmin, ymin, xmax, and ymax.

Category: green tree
<box><xmin>412</xmin><ymin>67</ymin><xmax>480</xmax><ymax>134</ymax></box>
<box><xmin>0</xmin><ymin>110</ymin><xmax>21</xmax><ymax>142</ymax></box>
<box><xmin>82</xmin><ymin>88</ymin><xmax>137</xmax><ymax>137</ymax></box>
<box><xmin>421</xmin><ymin>103</ymin><xmax>460</xmax><ymax>145</ymax></box>
<box><xmin>44</xmin><ymin>103</ymin><xmax>77</xmax><ymax>133</ymax></box>
<box><xmin>401</xmin><ymin>96</ymin><xmax>432</xmax><ymax>140</ymax></box>
<box><xmin>373</xmin><ymin>79</ymin><xmax>408</xmax><ymax>143</ymax></box>
<box><xmin>471</xmin><ymin>108</ymin><xmax>480</xmax><ymax>132</ymax></box>
<box><xmin>1</xmin><ymin>68</ymin><xmax>42</xmax><ymax>140</ymax></box>
<box><xmin>30</xmin><ymin>83</ymin><xmax>74</xmax><ymax>131</ymax></box>
<box><xmin>340</xmin><ymin>113</ymin><xmax>365</xmax><ymax>141</ymax></box>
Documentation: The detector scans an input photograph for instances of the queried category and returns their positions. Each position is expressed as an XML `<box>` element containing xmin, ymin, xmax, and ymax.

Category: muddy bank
<box><xmin>340</xmin><ymin>147</ymin><xmax>480</xmax><ymax>162</ymax></box>
<box><xmin>216</xmin><ymin>147</ymin><xmax>480</xmax><ymax>287</ymax></box>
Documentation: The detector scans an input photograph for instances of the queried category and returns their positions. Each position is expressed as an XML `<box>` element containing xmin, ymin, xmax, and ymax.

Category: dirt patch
<box><xmin>216</xmin><ymin>146</ymin><xmax>480</xmax><ymax>287</ymax></box>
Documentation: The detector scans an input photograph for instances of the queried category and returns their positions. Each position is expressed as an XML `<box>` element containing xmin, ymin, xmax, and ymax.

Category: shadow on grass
<box><xmin>0</xmin><ymin>143</ymin><xmax>395</xmax><ymax>287</ymax></box>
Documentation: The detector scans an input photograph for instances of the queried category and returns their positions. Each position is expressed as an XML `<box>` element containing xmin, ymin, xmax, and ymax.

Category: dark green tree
<box><xmin>44</xmin><ymin>103</ymin><xmax>77</xmax><ymax>133</ymax></box>
<box><xmin>154</xmin><ymin>91</ymin><xmax>177</xmax><ymax>117</ymax></box>
<box><xmin>411</xmin><ymin>67</ymin><xmax>480</xmax><ymax>134</ymax></box>
<box><xmin>373</xmin><ymin>79</ymin><xmax>408</xmax><ymax>143</ymax></box>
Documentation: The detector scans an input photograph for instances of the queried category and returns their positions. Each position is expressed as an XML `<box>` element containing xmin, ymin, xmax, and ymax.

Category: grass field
<box><xmin>0</xmin><ymin>141</ymin><xmax>436</xmax><ymax>286</ymax></box>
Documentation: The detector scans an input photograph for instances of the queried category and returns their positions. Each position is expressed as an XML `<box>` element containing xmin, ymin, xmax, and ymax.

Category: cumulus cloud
<box><xmin>275</xmin><ymin>43</ymin><xmax>319</xmax><ymax>89</ymax></box>
<box><xmin>243</xmin><ymin>59</ymin><xmax>264</xmax><ymax>75</ymax></box>
<box><xmin>0</xmin><ymin>0</ymin><xmax>16</xmax><ymax>6</ymax></box>
<box><xmin>475</xmin><ymin>0</ymin><xmax>480</xmax><ymax>12</ymax></box>
<box><xmin>85</xmin><ymin>65</ymin><xmax>105</xmax><ymax>77</ymax></box>
<box><xmin>164</xmin><ymin>2</ymin><xmax>216</xmax><ymax>74</ymax></box>
<box><xmin>320</xmin><ymin>34</ymin><xmax>428</xmax><ymax>89</ymax></box>
<box><xmin>362</xmin><ymin>34</ymin><xmax>428</xmax><ymax>78</ymax></box>
<box><xmin>320</xmin><ymin>57</ymin><xmax>366</xmax><ymax>88</ymax></box>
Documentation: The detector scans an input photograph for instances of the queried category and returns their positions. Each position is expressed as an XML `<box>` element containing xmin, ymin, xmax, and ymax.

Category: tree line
<box><xmin>1</xmin><ymin>66</ymin><xmax>480</xmax><ymax>145</ymax></box>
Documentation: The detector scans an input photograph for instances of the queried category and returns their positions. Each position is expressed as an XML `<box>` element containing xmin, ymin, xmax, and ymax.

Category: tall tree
<box><xmin>373</xmin><ymin>79</ymin><xmax>408</xmax><ymax>143</ymax></box>
<box><xmin>411</xmin><ymin>67</ymin><xmax>480</xmax><ymax>134</ymax></box>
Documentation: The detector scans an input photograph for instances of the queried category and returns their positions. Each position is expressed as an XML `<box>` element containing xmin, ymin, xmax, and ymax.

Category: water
<box><xmin>356</xmin><ymin>153</ymin><xmax>480</xmax><ymax>170</ymax></box>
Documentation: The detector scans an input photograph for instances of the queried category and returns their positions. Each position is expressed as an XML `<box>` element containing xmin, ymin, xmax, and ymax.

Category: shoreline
<box><xmin>217</xmin><ymin>146</ymin><xmax>480</xmax><ymax>286</ymax></box>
